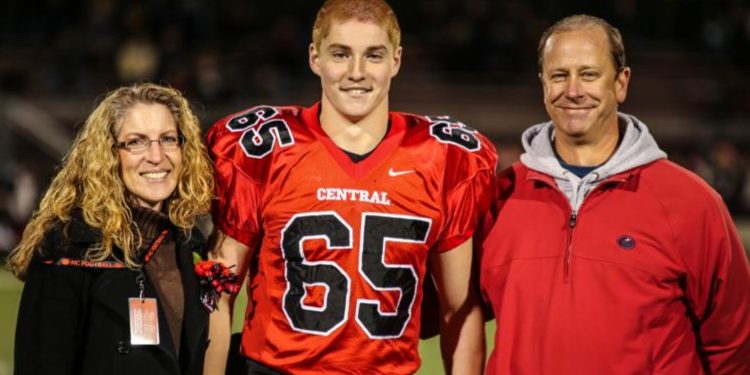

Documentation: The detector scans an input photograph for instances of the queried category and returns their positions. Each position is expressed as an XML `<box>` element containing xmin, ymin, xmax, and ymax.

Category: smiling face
<box><xmin>309</xmin><ymin>18</ymin><xmax>401</xmax><ymax>123</ymax></box>
<box><xmin>540</xmin><ymin>26</ymin><xmax>630</xmax><ymax>143</ymax></box>
<box><xmin>116</xmin><ymin>103</ymin><xmax>182</xmax><ymax>212</ymax></box>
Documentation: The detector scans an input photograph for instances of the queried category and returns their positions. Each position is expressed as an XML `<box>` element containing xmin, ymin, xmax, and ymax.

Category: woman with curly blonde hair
<box><xmin>11</xmin><ymin>83</ymin><xmax>214</xmax><ymax>375</ymax></box>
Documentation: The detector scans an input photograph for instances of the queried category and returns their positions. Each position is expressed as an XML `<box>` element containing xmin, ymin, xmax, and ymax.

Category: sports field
<box><xmin>0</xmin><ymin>267</ymin><xmax>494</xmax><ymax>374</ymax></box>
<box><xmin>0</xmin><ymin>270</ymin><xmax>19</xmax><ymax>375</ymax></box>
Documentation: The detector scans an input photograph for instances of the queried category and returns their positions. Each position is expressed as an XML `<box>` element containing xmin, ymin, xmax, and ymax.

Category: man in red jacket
<box><xmin>481</xmin><ymin>14</ymin><xmax>750</xmax><ymax>374</ymax></box>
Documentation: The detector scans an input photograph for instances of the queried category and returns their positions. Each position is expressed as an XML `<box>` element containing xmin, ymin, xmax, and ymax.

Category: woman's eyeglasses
<box><xmin>115</xmin><ymin>134</ymin><xmax>183</xmax><ymax>153</ymax></box>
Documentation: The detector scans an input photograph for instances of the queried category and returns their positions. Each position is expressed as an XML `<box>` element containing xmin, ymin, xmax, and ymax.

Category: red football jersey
<box><xmin>208</xmin><ymin>103</ymin><xmax>496</xmax><ymax>374</ymax></box>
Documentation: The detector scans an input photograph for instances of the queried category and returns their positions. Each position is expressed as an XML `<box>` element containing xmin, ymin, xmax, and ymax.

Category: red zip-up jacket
<box><xmin>481</xmin><ymin>160</ymin><xmax>750</xmax><ymax>374</ymax></box>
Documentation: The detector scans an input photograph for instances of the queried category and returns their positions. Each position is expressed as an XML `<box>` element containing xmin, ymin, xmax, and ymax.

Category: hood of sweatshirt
<box><xmin>519</xmin><ymin>112</ymin><xmax>667</xmax><ymax>212</ymax></box>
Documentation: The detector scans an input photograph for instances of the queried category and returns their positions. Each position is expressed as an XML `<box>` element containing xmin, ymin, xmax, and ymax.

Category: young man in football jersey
<box><xmin>203</xmin><ymin>0</ymin><xmax>496</xmax><ymax>374</ymax></box>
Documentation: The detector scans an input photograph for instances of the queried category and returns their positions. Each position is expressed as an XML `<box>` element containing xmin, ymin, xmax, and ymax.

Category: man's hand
<box><xmin>430</xmin><ymin>238</ymin><xmax>485</xmax><ymax>375</ymax></box>
<box><xmin>203</xmin><ymin>230</ymin><xmax>252</xmax><ymax>375</ymax></box>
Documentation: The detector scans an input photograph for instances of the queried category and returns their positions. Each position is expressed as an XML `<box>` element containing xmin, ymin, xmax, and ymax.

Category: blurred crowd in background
<box><xmin>0</xmin><ymin>0</ymin><xmax>749</xmax><ymax>252</ymax></box>
<box><xmin>2</xmin><ymin>0</ymin><xmax>750</xmax><ymax>102</ymax></box>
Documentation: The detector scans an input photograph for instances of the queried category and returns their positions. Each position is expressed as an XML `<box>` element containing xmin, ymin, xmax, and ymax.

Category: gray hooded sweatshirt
<box><xmin>520</xmin><ymin>112</ymin><xmax>668</xmax><ymax>213</ymax></box>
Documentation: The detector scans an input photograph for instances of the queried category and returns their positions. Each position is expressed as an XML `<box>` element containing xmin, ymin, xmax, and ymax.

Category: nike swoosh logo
<box><xmin>388</xmin><ymin>168</ymin><xmax>415</xmax><ymax>177</ymax></box>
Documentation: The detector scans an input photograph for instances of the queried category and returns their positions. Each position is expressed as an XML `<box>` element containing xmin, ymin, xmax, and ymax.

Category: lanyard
<box><xmin>142</xmin><ymin>229</ymin><xmax>169</xmax><ymax>264</ymax></box>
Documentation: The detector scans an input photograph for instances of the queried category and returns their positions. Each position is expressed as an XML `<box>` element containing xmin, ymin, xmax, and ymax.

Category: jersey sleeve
<box><xmin>434</xmin><ymin>132</ymin><xmax>498</xmax><ymax>253</ymax></box>
<box><xmin>206</xmin><ymin>115</ymin><xmax>264</xmax><ymax>247</ymax></box>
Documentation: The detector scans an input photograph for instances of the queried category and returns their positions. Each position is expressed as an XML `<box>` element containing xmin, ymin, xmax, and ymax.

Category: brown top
<box><xmin>132</xmin><ymin>206</ymin><xmax>184</xmax><ymax>356</ymax></box>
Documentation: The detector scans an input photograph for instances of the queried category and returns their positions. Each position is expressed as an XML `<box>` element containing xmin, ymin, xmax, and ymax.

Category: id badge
<box><xmin>128</xmin><ymin>298</ymin><xmax>160</xmax><ymax>345</ymax></box>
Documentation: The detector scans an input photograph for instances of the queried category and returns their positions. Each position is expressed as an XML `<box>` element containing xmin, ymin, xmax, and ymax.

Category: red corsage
<box><xmin>194</xmin><ymin>258</ymin><xmax>241</xmax><ymax>312</ymax></box>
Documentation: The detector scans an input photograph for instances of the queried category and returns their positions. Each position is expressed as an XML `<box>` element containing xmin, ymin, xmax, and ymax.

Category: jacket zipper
<box><xmin>528</xmin><ymin>172</ymin><xmax>628</xmax><ymax>284</ymax></box>
<box><xmin>564</xmin><ymin>211</ymin><xmax>578</xmax><ymax>282</ymax></box>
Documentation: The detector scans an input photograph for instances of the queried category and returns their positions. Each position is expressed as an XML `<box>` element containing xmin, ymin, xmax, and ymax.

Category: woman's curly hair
<box><xmin>8</xmin><ymin>83</ymin><xmax>214</xmax><ymax>280</ymax></box>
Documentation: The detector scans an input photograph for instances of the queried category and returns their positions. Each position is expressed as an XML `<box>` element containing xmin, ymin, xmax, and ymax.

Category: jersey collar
<box><xmin>302</xmin><ymin>102</ymin><xmax>407</xmax><ymax>179</ymax></box>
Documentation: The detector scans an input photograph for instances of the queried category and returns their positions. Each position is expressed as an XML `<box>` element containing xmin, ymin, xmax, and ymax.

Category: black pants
<box><xmin>244</xmin><ymin>358</ymin><xmax>287</xmax><ymax>375</ymax></box>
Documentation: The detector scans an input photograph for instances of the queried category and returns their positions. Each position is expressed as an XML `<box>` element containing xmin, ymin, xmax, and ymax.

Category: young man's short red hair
<box><xmin>312</xmin><ymin>0</ymin><xmax>401</xmax><ymax>49</ymax></box>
